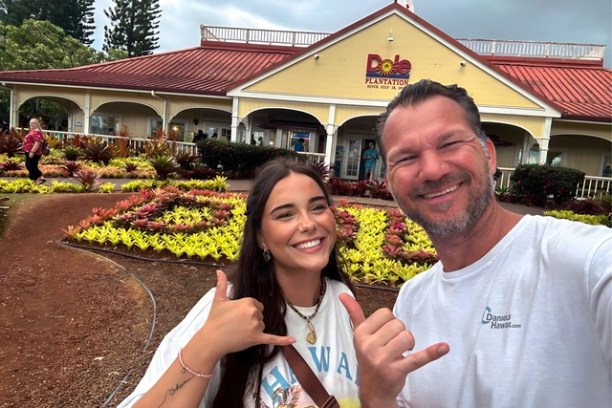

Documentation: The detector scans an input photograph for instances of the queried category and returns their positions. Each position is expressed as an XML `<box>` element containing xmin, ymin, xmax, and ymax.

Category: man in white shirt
<box><xmin>341</xmin><ymin>79</ymin><xmax>611</xmax><ymax>408</ymax></box>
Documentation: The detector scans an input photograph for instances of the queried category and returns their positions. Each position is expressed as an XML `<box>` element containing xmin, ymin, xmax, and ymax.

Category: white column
<box><xmin>538</xmin><ymin>117</ymin><xmax>552</xmax><ymax>165</ymax></box>
<box><xmin>325</xmin><ymin>125</ymin><xmax>336</xmax><ymax>167</ymax></box>
<box><xmin>325</xmin><ymin>104</ymin><xmax>337</xmax><ymax>167</ymax></box>
<box><xmin>8</xmin><ymin>87</ymin><xmax>18</xmax><ymax>128</ymax></box>
<box><xmin>83</xmin><ymin>91</ymin><xmax>91</xmax><ymax>135</ymax></box>
<box><xmin>246</xmin><ymin>119</ymin><xmax>253</xmax><ymax>144</ymax></box>
<box><xmin>230</xmin><ymin>97</ymin><xmax>239</xmax><ymax>142</ymax></box>
<box><xmin>275</xmin><ymin>128</ymin><xmax>282</xmax><ymax>147</ymax></box>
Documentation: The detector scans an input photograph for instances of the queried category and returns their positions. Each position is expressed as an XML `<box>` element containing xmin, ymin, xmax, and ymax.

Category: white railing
<box><xmin>297</xmin><ymin>151</ymin><xmax>326</xmax><ymax>164</ymax></box>
<box><xmin>495</xmin><ymin>167</ymin><xmax>611</xmax><ymax>199</ymax></box>
<box><xmin>576</xmin><ymin>176</ymin><xmax>611</xmax><ymax>198</ymax></box>
<box><xmin>457</xmin><ymin>39</ymin><xmax>605</xmax><ymax>60</ymax></box>
<box><xmin>197</xmin><ymin>25</ymin><xmax>605</xmax><ymax>60</ymax></box>
<box><xmin>495</xmin><ymin>167</ymin><xmax>515</xmax><ymax>191</ymax></box>
<box><xmin>200</xmin><ymin>25</ymin><xmax>329</xmax><ymax>47</ymax></box>
<box><xmin>24</xmin><ymin>129</ymin><xmax>330</xmax><ymax>162</ymax></box>
<box><xmin>16</xmin><ymin>129</ymin><xmax>200</xmax><ymax>156</ymax></box>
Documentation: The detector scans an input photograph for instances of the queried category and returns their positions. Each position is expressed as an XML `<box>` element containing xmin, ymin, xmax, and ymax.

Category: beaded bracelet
<box><xmin>177</xmin><ymin>348</ymin><xmax>215</xmax><ymax>379</ymax></box>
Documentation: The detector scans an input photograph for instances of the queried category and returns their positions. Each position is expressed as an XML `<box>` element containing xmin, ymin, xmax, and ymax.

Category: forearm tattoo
<box><xmin>157</xmin><ymin>376</ymin><xmax>193</xmax><ymax>407</ymax></box>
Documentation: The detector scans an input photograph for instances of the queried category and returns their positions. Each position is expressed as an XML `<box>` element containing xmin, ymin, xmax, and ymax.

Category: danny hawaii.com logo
<box><xmin>481</xmin><ymin>306</ymin><xmax>522</xmax><ymax>329</ymax></box>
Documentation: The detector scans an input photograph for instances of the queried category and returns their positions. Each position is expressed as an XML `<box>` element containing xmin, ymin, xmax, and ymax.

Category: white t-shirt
<box><xmin>394</xmin><ymin>215</ymin><xmax>612</xmax><ymax>408</ymax></box>
<box><xmin>118</xmin><ymin>278</ymin><xmax>360</xmax><ymax>407</ymax></box>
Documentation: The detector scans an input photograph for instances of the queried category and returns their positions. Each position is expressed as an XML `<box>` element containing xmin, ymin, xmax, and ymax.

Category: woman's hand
<box><xmin>198</xmin><ymin>270</ymin><xmax>295</xmax><ymax>360</ymax></box>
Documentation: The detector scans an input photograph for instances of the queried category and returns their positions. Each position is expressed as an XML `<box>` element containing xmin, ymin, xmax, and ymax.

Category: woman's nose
<box><xmin>299</xmin><ymin>214</ymin><xmax>316</xmax><ymax>231</ymax></box>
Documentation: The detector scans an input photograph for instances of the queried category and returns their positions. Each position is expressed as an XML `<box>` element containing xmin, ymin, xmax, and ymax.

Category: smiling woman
<box><xmin>118</xmin><ymin>159</ymin><xmax>360</xmax><ymax>408</ymax></box>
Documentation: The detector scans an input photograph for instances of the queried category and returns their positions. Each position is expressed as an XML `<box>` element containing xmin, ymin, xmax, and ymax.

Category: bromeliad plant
<box><xmin>64</xmin><ymin>186</ymin><xmax>438</xmax><ymax>286</ymax></box>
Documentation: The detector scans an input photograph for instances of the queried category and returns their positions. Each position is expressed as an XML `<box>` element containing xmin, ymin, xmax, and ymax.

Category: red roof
<box><xmin>492</xmin><ymin>58</ymin><xmax>611</xmax><ymax>122</ymax></box>
<box><xmin>0</xmin><ymin>4</ymin><xmax>609</xmax><ymax>122</ymax></box>
<box><xmin>0</xmin><ymin>43</ymin><xmax>297</xmax><ymax>96</ymax></box>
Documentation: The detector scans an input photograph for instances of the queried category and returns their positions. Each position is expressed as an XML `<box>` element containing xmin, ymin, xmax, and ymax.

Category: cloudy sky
<box><xmin>92</xmin><ymin>0</ymin><xmax>611</xmax><ymax>67</ymax></box>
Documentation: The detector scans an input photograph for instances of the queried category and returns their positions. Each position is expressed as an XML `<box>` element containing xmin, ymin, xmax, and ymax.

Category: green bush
<box><xmin>198</xmin><ymin>139</ymin><xmax>297</xmax><ymax>178</ymax></box>
<box><xmin>544</xmin><ymin>210</ymin><xmax>609</xmax><ymax>227</ymax></box>
<box><xmin>510</xmin><ymin>164</ymin><xmax>585</xmax><ymax>207</ymax></box>
<box><xmin>62</xmin><ymin>145</ymin><xmax>82</xmax><ymax>161</ymax></box>
<box><xmin>149</xmin><ymin>156</ymin><xmax>179</xmax><ymax>180</ymax></box>
<box><xmin>81</xmin><ymin>137</ymin><xmax>113</xmax><ymax>164</ymax></box>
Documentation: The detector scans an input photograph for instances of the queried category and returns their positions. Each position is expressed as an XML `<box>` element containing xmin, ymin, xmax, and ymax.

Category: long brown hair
<box><xmin>212</xmin><ymin>159</ymin><xmax>355</xmax><ymax>407</ymax></box>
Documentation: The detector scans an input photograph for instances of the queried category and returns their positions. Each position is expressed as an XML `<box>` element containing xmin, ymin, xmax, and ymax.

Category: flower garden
<box><xmin>61</xmin><ymin>184</ymin><xmax>438</xmax><ymax>287</ymax></box>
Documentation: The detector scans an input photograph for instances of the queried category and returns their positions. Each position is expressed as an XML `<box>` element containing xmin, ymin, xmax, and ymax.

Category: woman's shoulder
<box><xmin>326</xmin><ymin>278</ymin><xmax>352</xmax><ymax>295</ymax></box>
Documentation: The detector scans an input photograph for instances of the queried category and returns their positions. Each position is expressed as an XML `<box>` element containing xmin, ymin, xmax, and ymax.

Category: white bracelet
<box><xmin>177</xmin><ymin>348</ymin><xmax>215</xmax><ymax>379</ymax></box>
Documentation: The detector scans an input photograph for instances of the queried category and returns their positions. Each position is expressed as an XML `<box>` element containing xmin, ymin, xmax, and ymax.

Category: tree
<box><xmin>0</xmin><ymin>19</ymin><xmax>105</xmax><ymax>70</ymax></box>
<box><xmin>0</xmin><ymin>19</ymin><xmax>126</xmax><ymax>127</ymax></box>
<box><xmin>103</xmin><ymin>0</ymin><xmax>162</xmax><ymax>57</ymax></box>
<box><xmin>0</xmin><ymin>0</ymin><xmax>95</xmax><ymax>45</ymax></box>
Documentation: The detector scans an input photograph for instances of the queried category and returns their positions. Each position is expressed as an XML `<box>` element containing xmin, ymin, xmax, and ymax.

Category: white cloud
<box><xmin>92</xmin><ymin>0</ymin><xmax>611</xmax><ymax>66</ymax></box>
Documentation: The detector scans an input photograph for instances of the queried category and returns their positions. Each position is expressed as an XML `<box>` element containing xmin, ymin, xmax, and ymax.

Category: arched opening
<box><xmin>171</xmin><ymin>107</ymin><xmax>231</xmax><ymax>143</ymax></box>
<box><xmin>18</xmin><ymin>96</ymin><xmax>79</xmax><ymax>130</ymax></box>
<box><xmin>245</xmin><ymin>108</ymin><xmax>325</xmax><ymax>151</ymax></box>
<box><xmin>93</xmin><ymin>101</ymin><xmax>160</xmax><ymax>137</ymax></box>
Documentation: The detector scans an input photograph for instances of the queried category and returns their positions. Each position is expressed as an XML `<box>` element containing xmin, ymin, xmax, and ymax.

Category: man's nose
<box><xmin>418</xmin><ymin>150</ymin><xmax>449</xmax><ymax>181</ymax></box>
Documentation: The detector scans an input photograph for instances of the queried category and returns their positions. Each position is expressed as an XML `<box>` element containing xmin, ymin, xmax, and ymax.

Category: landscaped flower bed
<box><xmin>64</xmin><ymin>187</ymin><xmax>438</xmax><ymax>286</ymax></box>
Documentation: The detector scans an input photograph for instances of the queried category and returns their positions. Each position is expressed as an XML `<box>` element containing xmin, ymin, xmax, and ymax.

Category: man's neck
<box><xmin>430</xmin><ymin>204</ymin><xmax>523</xmax><ymax>272</ymax></box>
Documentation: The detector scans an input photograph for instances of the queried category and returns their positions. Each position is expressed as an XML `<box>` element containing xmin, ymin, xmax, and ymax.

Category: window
<box><xmin>169</xmin><ymin>122</ymin><xmax>185</xmax><ymax>141</ymax></box>
<box><xmin>149</xmin><ymin>118</ymin><xmax>163</xmax><ymax>138</ymax></box>
<box><xmin>90</xmin><ymin>114</ymin><xmax>118</xmax><ymax>135</ymax></box>
<box><xmin>346</xmin><ymin>139</ymin><xmax>362</xmax><ymax>177</ymax></box>
<box><xmin>291</xmin><ymin>130</ymin><xmax>310</xmax><ymax>151</ymax></box>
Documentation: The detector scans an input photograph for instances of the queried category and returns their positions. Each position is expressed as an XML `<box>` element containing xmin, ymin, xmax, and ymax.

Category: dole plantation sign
<box><xmin>365</xmin><ymin>53</ymin><xmax>412</xmax><ymax>90</ymax></box>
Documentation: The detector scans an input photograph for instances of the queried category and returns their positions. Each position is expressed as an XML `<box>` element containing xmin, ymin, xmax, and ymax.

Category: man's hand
<box><xmin>340</xmin><ymin>293</ymin><xmax>449</xmax><ymax>407</ymax></box>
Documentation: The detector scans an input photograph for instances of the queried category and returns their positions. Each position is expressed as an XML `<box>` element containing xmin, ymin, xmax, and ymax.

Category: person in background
<box><xmin>341</xmin><ymin>79</ymin><xmax>611</xmax><ymax>407</ymax></box>
<box><xmin>0</xmin><ymin>119</ymin><xmax>8</xmax><ymax>134</ymax></box>
<box><xmin>22</xmin><ymin>118</ymin><xmax>46</xmax><ymax>185</ymax></box>
<box><xmin>362</xmin><ymin>142</ymin><xmax>379</xmax><ymax>181</ymax></box>
<box><xmin>293</xmin><ymin>138</ymin><xmax>305</xmax><ymax>152</ymax></box>
<box><xmin>119</xmin><ymin>159</ymin><xmax>360</xmax><ymax>407</ymax></box>
<box><xmin>193</xmin><ymin>129</ymin><xmax>206</xmax><ymax>144</ymax></box>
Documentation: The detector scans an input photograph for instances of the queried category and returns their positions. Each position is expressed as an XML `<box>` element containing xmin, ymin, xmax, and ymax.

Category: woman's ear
<box><xmin>257</xmin><ymin>233</ymin><xmax>266</xmax><ymax>250</ymax></box>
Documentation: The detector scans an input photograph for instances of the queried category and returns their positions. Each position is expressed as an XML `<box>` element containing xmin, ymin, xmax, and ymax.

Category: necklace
<box><xmin>287</xmin><ymin>278</ymin><xmax>326</xmax><ymax>344</ymax></box>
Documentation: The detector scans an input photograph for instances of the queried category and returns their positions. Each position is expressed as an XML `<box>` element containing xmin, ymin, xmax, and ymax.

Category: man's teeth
<box><xmin>423</xmin><ymin>184</ymin><xmax>459</xmax><ymax>199</ymax></box>
<box><xmin>296</xmin><ymin>239</ymin><xmax>321</xmax><ymax>249</ymax></box>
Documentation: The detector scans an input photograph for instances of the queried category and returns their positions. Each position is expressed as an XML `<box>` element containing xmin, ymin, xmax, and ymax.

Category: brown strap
<box><xmin>281</xmin><ymin>345</ymin><xmax>332</xmax><ymax>406</ymax></box>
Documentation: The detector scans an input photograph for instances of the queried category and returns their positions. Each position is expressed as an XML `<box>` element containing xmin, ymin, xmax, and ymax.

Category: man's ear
<box><xmin>485</xmin><ymin>137</ymin><xmax>497</xmax><ymax>173</ymax></box>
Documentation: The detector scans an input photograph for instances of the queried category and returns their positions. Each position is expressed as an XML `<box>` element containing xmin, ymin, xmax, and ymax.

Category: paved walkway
<box><xmin>1</xmin><ymin>176</ymin><xmax>544</xmax><ymax>215</ymax></box>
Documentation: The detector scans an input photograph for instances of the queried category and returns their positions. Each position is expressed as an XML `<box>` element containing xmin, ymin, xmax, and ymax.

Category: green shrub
<box><xmin>98</xmin><ymin>182</ymin><xmax>116</xmax><ymax>193</ymax></box>
<box><xmin>198</xmin><ymin>139</ymin><xmax>296</xmax><ymax>178</ymax></box>
<box><xmin>149</xmin><ymin>156</ymin><xmax>179</xmax><ymax>180</ymax></box>
<box><xmin>81</xmin><ymin>137</ymin><xmax>113</xmax><ymax>164</ymax></box>
<box><xmin>510</xmin><ymin>164</ymin><xmax>584</xmax><ymax>207</ymax></box>
<box><xmin>544</xmin><ymin>210</ymin><xmax>609</xmax><ymax>226</ymax></box>
<box><xmin>62</xmin><ymin>145</ymin><xmax>82</xmax><ymax>161</ymax></box>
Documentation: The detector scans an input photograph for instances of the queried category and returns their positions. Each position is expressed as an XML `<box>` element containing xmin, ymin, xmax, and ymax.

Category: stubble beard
<box><xmin>397</xmin><ymin>169</ymin><xmax>495</xmax><ymax>239</ymax></box>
